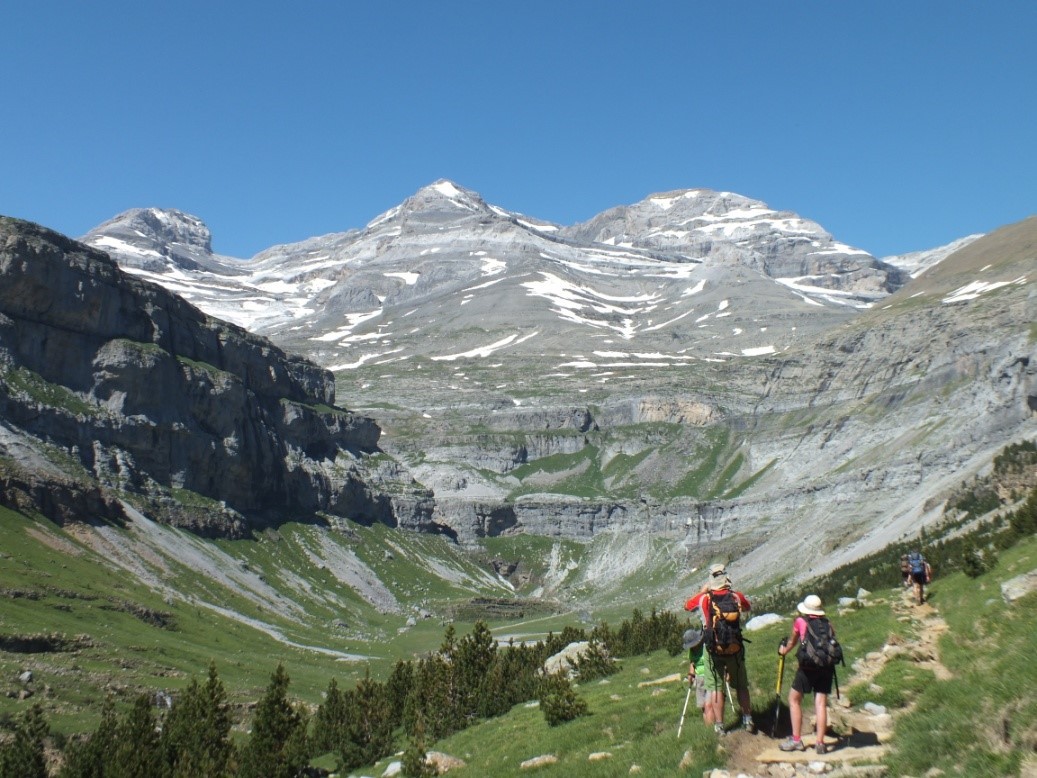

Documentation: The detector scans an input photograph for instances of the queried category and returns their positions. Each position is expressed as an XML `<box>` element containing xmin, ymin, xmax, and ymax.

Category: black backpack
<box><xmin>704</xmin><ymin>590</ymin><xmax>744</xmax><ymax>656</ymax></box>
<box><xmin>797</xmin><ymin>616</ymin><xmax>843</xmax><ymax>669</ymax></box>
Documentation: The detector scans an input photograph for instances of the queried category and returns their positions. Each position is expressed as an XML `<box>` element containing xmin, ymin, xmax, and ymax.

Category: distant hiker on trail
<box><xmin>900</xmin><ymin>554</ymin><xmax>911</xmax><ymax>588</ymax></box>
<box><xmin>681</xmin><ymin>623</ymin><xmax>714</xmax><ymax>726</ymax></box>
<box><xmin>778</xmin><ymin>594</ymin><xmax>842</xmax><ymax>755</ymax></box>
<box><xmin>694</xmin><ymin>570</ymin><xmax>755</xmax><ymax>735</ymax></box>
<box><xmin>907</xmin><ymin>550</ymin><xmax>932</xmax><ymax>605</ymax></box>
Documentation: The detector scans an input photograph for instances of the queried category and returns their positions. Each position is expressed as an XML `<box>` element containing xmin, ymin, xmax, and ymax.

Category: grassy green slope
<box><xmin>4</xmin><ymin>504</ymin><xmax>1034</xmax><ymax>775</ymax></box>
<box><xmin>883</xmin><ymin>538</ymin><xmax>1037</xmax><ymax>776</ymax></box>
<box><xmin>357</xmin><ymin>584</ymin><xmax>906</xmax><ymax>777</ymax></box>
<box><xmin>0</xmin><ymin>507</ymin><xmax>516</xmax><ymax>733</ymax></box>
<box><xmin>400</xmin><ymin>537</ymin><xmax>1037</xmax><ymax>777</ymax></box>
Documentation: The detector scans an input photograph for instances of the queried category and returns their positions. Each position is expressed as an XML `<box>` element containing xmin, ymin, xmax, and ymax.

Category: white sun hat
<box><xmin>797</xmin><ymin>594</ymin><xmax>825</xmax><ymax>616</ymax></box>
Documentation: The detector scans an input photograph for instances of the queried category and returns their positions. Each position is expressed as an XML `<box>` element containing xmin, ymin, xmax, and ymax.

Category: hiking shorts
<box><xmin>911</xmin><ymin>570</ymin><xmax>926</xmax><ymax>586</ymax></box>
<box><xmin>792</xmin><ymin>665</ymin><xmax>834</xmax><ymax>696</ymax></box>
<box><xmin>705</xmin><ymin>653</ymin><xmax>748</xmax><ymax>693</ymax></box>
<box><xmin>694</xmin><ymin>675</ymin><xmax>708</xmax><ymax>708</ymax></box>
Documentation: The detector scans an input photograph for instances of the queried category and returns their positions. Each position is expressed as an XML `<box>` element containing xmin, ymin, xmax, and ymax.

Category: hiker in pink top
<box><xmin>778</xmin><ymin>594</ymin><xmax>838</xmax><ymax>755</ymax></box>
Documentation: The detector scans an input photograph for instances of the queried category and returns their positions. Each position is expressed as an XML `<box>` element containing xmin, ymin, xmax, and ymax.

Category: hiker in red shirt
<box><xmin>688</xmin><ymin>563</ymin><xmax>755</xmax><ymax>735</ymax></box>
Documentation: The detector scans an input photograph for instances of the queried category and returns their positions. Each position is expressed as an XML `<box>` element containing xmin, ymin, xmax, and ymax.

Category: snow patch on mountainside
<box><xmin>942</xmin><ymin>276</ymin><xmax>1028</xmax><ymax>304</ymax></box>
<box><xmin>432</xmin><ymin>332</ymin><xmax>540</xmax><ymax>361</ymax></box>
<box><xmin>91</xmin><ymin>235</ymin><xmax>165</xmax><ymax>259</ymax></box>
<box><xmin>776</xmin><ymin>276</ymin><xmax>874</xmax><ymax>308</ymax></box>
<box><xmin>884</xmin><ymin>234</ymin><xmax>985</xmax><ymax>278</ymax></box>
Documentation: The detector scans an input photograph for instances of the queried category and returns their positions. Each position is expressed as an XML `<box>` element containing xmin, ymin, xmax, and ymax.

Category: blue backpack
<box><xmin>908</xmin><ymin>551</ymin><xmax>925</xmax><ymax>575</ymax></box>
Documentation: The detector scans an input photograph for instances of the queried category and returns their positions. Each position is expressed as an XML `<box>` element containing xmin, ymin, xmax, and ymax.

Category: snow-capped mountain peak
<box><xmin>81</xmin><ymin>180</ymin><xmax>914</xmax><ymax>379</ymax></box>
<box><xmin>82</xmin><ymin>207</ymin><xmax>239</xmax><ymax>275</ymax></box>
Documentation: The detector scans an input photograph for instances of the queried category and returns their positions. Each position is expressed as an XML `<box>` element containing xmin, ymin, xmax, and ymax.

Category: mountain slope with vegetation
<box><xmin>3</xmin><ymin>507</ymin><xmax>1033</xmax><ymax>775</ymax></box>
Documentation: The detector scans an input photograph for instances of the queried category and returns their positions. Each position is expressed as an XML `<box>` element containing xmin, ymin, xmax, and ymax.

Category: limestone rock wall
<box><xmin>0</xmin><ymin>217</ymin><xmax>429</xmax><ymax>535</ymax></box>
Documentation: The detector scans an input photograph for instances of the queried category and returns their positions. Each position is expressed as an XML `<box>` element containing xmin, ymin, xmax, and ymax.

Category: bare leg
<box><xmin>700</xmin><ymin>681</ymin><xmax>716</xmax><ymax>725</ymax></box>
<box><xmin>711</xmin><ymin>690</ymin><xmax>725</xmax><ymax>727</ymax></box>
<box><xmin>814</xmin><ymin>692</ymin><xmax>828</xmax><ymax>745</ymax></box>
<box><xmin>737</xmin><ymin>685</ymin><xmax>752</xmax><ymax>716</ymax></box>
<box><xmin>788</xmin><ymin>688</ymin><xmax>803</xmax><ymax>740</ymax></box>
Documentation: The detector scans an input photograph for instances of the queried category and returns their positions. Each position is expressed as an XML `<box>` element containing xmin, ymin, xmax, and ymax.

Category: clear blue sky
<box><xmin>3</xmin><ymin>2</ymin><xmax>1035</xmax><ymax>259</ymax></box>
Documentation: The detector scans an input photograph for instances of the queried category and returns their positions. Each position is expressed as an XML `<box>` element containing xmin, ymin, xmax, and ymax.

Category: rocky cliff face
<box><xmin>0</xmin><ymin>216</ymin><xmax>432</xmax><ymax>536</ymax></box>
<box><xmin>373</xmin><ymin>219</ymin><xmax>1036</xmax><ymax>590</ymax></box>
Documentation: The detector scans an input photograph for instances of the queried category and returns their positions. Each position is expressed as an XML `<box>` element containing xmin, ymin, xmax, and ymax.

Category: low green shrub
<box><xmin>538</xmin><ymin>672</ymin><xmax>588</xmax><ymax>727</ymax></box>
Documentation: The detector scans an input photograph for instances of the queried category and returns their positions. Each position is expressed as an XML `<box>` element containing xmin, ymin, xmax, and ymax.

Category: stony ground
<box><xmin>703</xmin><ymin>587</ymin><xmax>950</xmax><ymax>778</ymax></box>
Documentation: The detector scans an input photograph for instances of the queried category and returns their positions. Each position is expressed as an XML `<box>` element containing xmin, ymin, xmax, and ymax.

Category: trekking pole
<box><xmin>772</xmin><ymin>637</ymin><xmax>787</xmax><ymax>737</ymax></box>
<box><xmin>724</xmin><ymin>674</ymin><xmax>735</xmax><ymax>710</ymax></box>
<box><xmin>677</xmin><ymin>682</ymin><xmax>693</xmax><ymax>738</ymax></box>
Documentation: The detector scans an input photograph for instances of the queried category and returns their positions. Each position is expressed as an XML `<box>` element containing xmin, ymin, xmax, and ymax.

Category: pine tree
<box><xmin>310</xmin><ymin>677</ymin><xmax>347</xmax><ymax>756</ymax></box>
<box><xmin>400</xmin><ymin>711</ymin><xmax>435</xmax><ymax>778</ymax></box>
<box><xmin>573</xmin><ymin>637</ymin><xmax>618</xmax><ymax>681</ymax></box>
<box><xmin>454</xmin><ymin>621</ymin><xmax>496</xmax><ymax>724</ymax></box>
<box><xmin>1009</xmin><ymin>487</ymin><xmax>1037</xmax><ymax>538</ymax></box>
<box><xmin>538</xmin><ymin>670</ymin><xmax>588</xmax><ymax>726</ymax></box>
<box><xmin>237</xmin><ymin>663</ymin><xmax>309</xmax><ymax>778</ymax></box>
<box><xmin>476</xmin><ymin>655</ymin><xmax>513</xmax><ymax>718</ymax></box>
<box><xmin>0</xmin><ymin>703</ymin><xmax>49</xmax><ymax>778</ymax></box>
<box><xmin>160</xmin><ymin>661</ymin><xmax>233</xmax><ymax>777</ymax></box>
<box><xmin>110</xmin><ymin>694</ymin><xmax>162</xmax><ymax>778</ymax></box>
<box><xmin>339</xmin><ymin>672</ymin><xmax>394</xmax><ymax>770</ymax></box>
<box><xmin>59</xmin><ymin>696</ymin><xmax>118</xmax><ymax>778</ymax></box>
<box><xmin>405</xmin><ymin>654</ymin><xmax>456</xmax><ymax>741</ymax></box>
<box><xmin>385</xmin><ymin>660</ymin><xmax>414</xmax><ymax>728</ymax></box>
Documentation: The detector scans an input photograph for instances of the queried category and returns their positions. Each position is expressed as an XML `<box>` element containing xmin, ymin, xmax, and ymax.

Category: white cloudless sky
<box><xmin>2</xmin><ymin>1</ymin><xmax>1034</xmax><ymax>259</ymax></box>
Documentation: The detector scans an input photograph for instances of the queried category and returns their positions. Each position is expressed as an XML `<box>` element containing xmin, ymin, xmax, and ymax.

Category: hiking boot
<box><xmin>714</xmin><ymin>723</ymin><xmax>726</xmax><ymax>737</ymax></box>
<box><xmin>742</xmin><ymin>714</ymin><xmax>756</xmax><ymax>733</ymax></box>
<box><xmin>778</xmin><ymin>737</ymin><xmax>805</xmax><ymax>752</ymax></box>
<box><xmin>815</xmin><ymin>741</ymin><xmax>828</xmax><ymax>755</ymax></box>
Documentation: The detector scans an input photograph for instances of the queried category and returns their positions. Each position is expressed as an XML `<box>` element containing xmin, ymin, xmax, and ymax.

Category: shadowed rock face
<box><xmin>0</xmin><ymin>216</ymin><xmax>432</xmax><ymax>536</ymax></box>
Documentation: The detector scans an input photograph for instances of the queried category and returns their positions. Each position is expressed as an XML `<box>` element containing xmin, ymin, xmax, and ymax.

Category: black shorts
<box><xmin>911</xmin><ymin>571</ymin><xmax>927</xmax><ymax>585</ymax></box>
<box><xmin>792</xmin><ymin>665</ymin><xmax>834</xmax><ymax>696</ymax></box>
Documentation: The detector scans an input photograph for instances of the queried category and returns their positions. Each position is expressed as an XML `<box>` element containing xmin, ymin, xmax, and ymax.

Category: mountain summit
<box><xmin>82</xmin><ymin>181</ymin><xmax>904</xmax><ymax>381</ymax></box>
<box><xmin>560</xmin><ymin>188</ymin><xmax>899</xmax><ymax>293</ymax></box>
